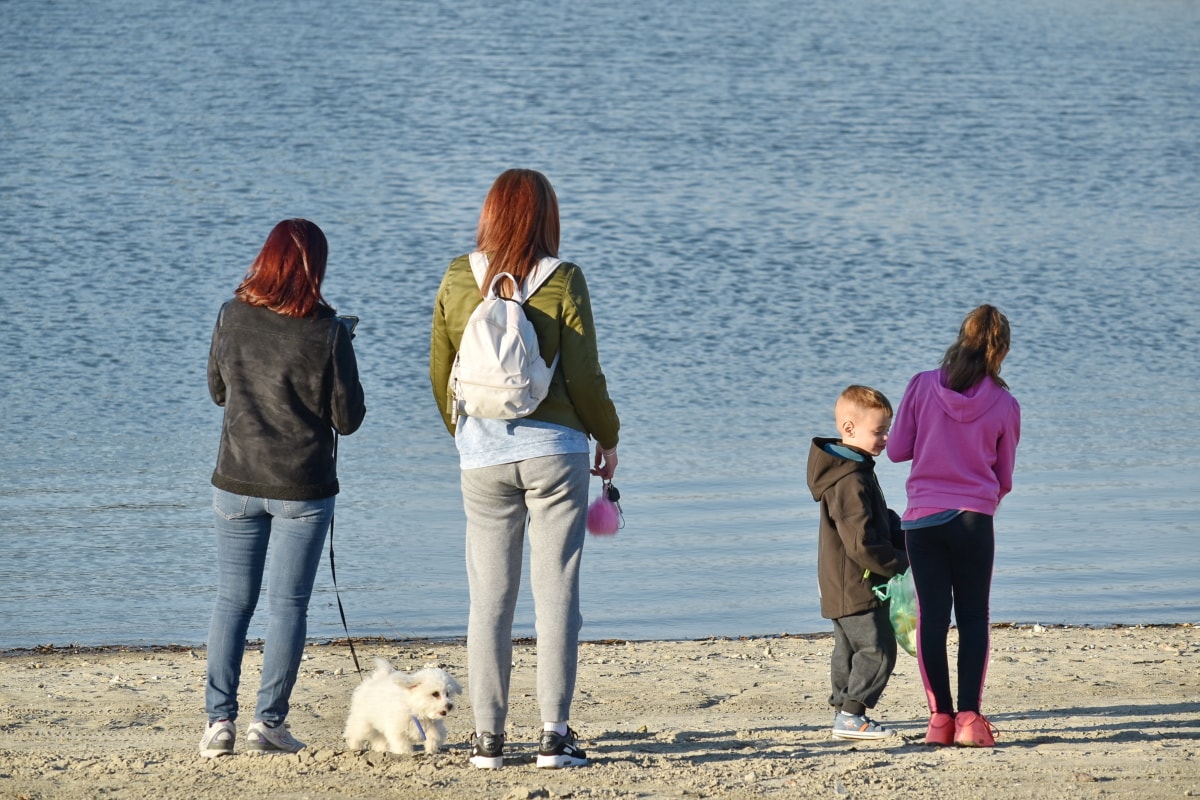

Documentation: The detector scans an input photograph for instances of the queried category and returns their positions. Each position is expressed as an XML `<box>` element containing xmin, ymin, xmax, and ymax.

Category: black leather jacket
<box><xmin>208</xmin><ymin>299</ymin><xmax>366</xmax><ymax>500</ymax></box>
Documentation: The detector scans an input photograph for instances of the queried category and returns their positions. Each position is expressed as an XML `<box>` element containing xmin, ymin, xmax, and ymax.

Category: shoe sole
<box><xmin>199</xmin><ymin>747</ymin><xmax>234</xmax><ymax>758</ymax></box>
<box><xmin>831</xmin><ymin>730</ymin><xmax>893</xmax><ymax>741</ymax></box>
<box><xmin>470</xmin><ymin>755</ymin><xmax>503</xmax><ymax>769</ymax></box>
<box><xmin>537</xmin><ymin>754</ymin><xmax>587</xmax><ymax>768</ymax></box>
<box><xmin>245</xmin><ymin>744</ymin><xmax>304</xmax><ymax>754</ymax></box>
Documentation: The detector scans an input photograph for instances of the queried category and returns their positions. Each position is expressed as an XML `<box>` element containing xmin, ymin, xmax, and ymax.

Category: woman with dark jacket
<box><xmin>201</xmin><ymin>219</ymin><xmax>365</xmax><ymax>758</ymax></box>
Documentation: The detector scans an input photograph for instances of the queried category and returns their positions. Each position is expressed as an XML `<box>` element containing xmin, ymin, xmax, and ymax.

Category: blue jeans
<box><xmin>205</xmin><ymin>489</ymin><xmax>333</xmax><ymax>725</ymax></box>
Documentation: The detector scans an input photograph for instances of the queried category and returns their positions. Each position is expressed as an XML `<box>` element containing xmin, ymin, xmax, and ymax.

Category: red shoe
<box><xmin>954</xmin><ymin>711</ymin><xmax>997</xmax><ymax>747</ymax></box>
<box><xmin>925</xmin><ymin>712</ymin><xmax>955</xmax><ymax>746</ymax></box>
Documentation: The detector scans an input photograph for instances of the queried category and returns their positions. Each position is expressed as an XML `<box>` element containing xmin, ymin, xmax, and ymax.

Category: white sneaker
<box><xmin>245</xmin><ymin>720</ymin><xmax>305</xmax><ymax>754</ymax></box>
<box><xmin>199</xmin><ymin>719</ymin><xmax>235</xmax><ymax>758</ymax></box>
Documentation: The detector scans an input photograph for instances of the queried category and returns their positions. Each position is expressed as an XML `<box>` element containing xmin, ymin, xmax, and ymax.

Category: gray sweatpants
<box><xmin>829</xmin><ymin>605</ymin><xmax>897</xmax><ymax>716</ymax></box>
<box><xmin>460</xmin><ymin>452</ymin><xmax>590</xmax><ymax>734</ymax></box>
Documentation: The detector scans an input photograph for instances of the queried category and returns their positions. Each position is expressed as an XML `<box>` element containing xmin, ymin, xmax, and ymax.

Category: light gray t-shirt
<box><xmin>455</xmin><ymin>416</ymin><xmax>589</xmax><ymax>470</ymax></box>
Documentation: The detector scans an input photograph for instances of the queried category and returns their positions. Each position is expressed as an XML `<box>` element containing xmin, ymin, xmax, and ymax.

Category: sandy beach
<box><xmin>1</xmin><ymin>624</ymin><xmax>1196</xmax><ymax>799</ymax></box>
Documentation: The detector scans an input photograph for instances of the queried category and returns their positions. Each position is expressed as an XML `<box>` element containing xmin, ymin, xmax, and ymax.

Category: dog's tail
<box><xmin>372</xmin><ymin>657</ymin><xmax>392</xmax><ymax>675</ymax></box>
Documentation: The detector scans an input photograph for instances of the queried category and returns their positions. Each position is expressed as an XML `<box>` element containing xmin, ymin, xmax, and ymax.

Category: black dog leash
<box><xmin>330</xmin><ymin>432</ymin><xmax>363</xmax><ymax>679</ymax></box>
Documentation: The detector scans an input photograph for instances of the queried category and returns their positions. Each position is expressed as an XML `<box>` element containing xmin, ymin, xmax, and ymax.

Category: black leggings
<box><xmin>906</xmin><ymin>512</ymin><xmax>994</xmax><ymax>715</ymax></box>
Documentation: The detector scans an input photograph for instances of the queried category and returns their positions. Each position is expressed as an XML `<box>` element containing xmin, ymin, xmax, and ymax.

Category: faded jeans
<box><xmin>205</xmin><ymin>488</ymin><xmax>333</xmax><ymax>725</ymax></box>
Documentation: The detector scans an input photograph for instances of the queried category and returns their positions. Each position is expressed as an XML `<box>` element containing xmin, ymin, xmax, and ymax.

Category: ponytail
<box><xmin>941</xmin><ymin>304</ymin><xmax>1011</xmax><ymax>392</ymax></box>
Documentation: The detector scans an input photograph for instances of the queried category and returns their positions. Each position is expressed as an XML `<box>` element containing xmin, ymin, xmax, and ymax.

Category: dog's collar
<box><xmin>412</xmin><ymin>716</ymin><xmax>426</xmax><ymax>741</ymax></box>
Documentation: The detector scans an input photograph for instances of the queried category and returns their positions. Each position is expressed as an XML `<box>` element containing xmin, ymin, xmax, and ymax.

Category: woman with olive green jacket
<box><xmin>428</xmin><ymin>168</ymin><xmax>620</xmax><ymax>770</ymax></box>
<box><xmin>430</xmin><ymin>254</ymin><xmax>620</xmax><ymax>450</ymax></box>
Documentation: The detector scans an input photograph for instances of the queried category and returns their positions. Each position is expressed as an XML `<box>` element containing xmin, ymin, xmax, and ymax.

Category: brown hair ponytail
<box><xmin>941</xmin><ymin>304</ymin><xmax>1011</xmax><ymax>392</ymax></box>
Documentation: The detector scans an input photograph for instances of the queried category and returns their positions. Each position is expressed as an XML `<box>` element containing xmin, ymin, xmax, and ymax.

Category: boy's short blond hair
<box><xmin>834</xmin><ymin>385</ymin><xmax>893</xmax><ymax>428</ymax></box>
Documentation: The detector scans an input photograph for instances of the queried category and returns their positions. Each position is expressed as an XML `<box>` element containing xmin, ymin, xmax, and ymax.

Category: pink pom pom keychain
<box><xmin>586</xmin><ymin>480</ymin><xmax>624</xmax><ymax>536</ymax></box>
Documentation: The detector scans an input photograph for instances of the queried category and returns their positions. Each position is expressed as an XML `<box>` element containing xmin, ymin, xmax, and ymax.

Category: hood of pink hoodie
<box><xmin>931</xmin><ymin>369</ymin><xmax>1008</xmax><ymax>423</ymax></box>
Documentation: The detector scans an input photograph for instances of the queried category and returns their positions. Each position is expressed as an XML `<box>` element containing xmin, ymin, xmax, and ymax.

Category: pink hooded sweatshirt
<box><xmin>886</xmin><ymin>369</ymin><xmax>1021</xmax><ymax>520</ymax></box>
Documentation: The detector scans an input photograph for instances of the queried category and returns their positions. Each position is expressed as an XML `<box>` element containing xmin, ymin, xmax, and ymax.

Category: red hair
<box><xmin>235</xmin><ymin>219</ymin><xmax>332</xmax><ymax>318</ymax></box>
<box><xmin>476</xmin><ymin>169</ymin><xmax>560</xmax><ymax>298</ymax></box>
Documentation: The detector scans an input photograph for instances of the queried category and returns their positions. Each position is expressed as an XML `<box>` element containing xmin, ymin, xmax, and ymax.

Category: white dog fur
<box><xmin>344</xmin><ymin>658</ymin><xmax>462</xmax><ymax>755</ymax></box>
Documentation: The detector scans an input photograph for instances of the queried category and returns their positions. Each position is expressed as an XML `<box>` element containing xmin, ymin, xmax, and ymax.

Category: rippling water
<box><xmin>1</xmin><ymin>0</ymin><xmax>1197</xmax><ymax>649</ymax></box>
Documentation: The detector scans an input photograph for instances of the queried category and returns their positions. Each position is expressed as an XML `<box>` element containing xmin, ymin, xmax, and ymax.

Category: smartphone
<box><xmin>337</xmin><ymin>315</ymin><xmax>359</xmax><ymax>335</ymax></box>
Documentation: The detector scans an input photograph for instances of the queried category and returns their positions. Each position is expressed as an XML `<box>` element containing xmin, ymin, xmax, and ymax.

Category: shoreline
<box><xmin>3</xmin><ymin>621</ymin><xmax>1194</xmax><ymax>658</ymax></box>
<box><xmin>1</xmin><ymin>624</ymin><xmax>1196</xmax><ymax>799</ymax></box>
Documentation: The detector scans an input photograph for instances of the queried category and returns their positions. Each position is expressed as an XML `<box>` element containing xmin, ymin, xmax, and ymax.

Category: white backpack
<box><xmin>449</xmin><ymin>252</ymin><xmax>562</xmax><ymax>424</ymax></box>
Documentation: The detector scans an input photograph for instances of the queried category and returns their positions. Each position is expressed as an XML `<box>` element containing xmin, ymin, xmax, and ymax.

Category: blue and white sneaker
<box><xmin>831</xmin><ymin>711</ymin><xmax>894</xmax><ymax>740</ymax></box>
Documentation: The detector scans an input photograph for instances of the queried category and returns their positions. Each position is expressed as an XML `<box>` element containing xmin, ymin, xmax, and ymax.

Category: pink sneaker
<box><xmin>925</xmin><ymin>712</ymin><xmax>955</xmax><ymax>746</ymax></box>
<box><xmin>954</xmin><ymin>711</ymin><xmax>997</xmax><ymax>747</ymax></box>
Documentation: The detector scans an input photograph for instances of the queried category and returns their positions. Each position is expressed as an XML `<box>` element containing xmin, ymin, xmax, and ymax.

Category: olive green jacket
<box><xmin>430</xmin><ymin>254</ymin><xmax>620</xmax><ymax>450</ymax></box>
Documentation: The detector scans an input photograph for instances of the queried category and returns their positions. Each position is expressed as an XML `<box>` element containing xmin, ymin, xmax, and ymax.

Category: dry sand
<box><xmin>1</xmin><ymin>624</ymin><xmax>1196</xmax><ymax>799</ymax></box>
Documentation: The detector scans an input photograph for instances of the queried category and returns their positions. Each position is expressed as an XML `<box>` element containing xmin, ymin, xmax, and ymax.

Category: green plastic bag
<box><xmin>872</xmin><ymin>569</ymin><xmax>918</xmax><ymax>657</ymax></box>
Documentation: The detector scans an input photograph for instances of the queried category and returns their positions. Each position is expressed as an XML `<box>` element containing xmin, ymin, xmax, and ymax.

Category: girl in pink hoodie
<box><xmin>887</xmin><ymin>305</ymin><xmax>1021</xmax><ymax>748</ymax></box>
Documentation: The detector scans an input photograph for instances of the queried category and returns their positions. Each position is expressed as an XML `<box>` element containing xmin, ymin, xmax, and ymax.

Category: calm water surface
<box><xmin>1</xmin><ymin>0</ymin><xmax>1198</xmax><ymax>649</ymax></box>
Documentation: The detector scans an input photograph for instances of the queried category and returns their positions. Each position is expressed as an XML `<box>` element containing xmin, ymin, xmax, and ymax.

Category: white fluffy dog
<box><xmin>344</xmin><ymin>658</ymin><xmax>462</xmax><ymax>755</ymax></box>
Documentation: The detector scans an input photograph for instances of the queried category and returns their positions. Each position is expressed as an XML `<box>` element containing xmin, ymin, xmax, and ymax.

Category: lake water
<box><xmin>1</xmin><ymin>0</ymin><xmax>1198</xmax><ymax>650</ymax></box>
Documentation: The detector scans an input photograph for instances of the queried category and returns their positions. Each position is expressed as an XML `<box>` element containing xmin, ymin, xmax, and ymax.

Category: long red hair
<box><xmin>476</xmin><ymin>169</ymin><xmax>560</xmax><ymax>298</ymax></box>
<box><xmin>235</xmin><ymin>219</ymin><xmax>332</xmax><ymax>317</ymax></box>
<box><xmin>941</xmin><ymin>304</ymin><xmax>1011</xmax><ymax>392</ymax></box>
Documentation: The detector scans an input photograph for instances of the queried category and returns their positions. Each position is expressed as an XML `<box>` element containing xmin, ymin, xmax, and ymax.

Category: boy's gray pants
<box><xmin>460</xmin><ymin>452</ymin><xmax>590</xmax><ymax>734</ymax></box>
<box><xmin>829</xmin><ymin>605</ymin><xmax>897</xmax><ymax>716</ymax></box>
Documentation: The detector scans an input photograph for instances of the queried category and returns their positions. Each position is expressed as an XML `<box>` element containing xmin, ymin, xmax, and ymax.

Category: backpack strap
<box><xmin>485</xmin><ymin>271</ymin><xmax>521</xmax><ymax>302</ymax></box>
<box><xmin>524</xmin><ymin>256</ymin><xmax>563</xmax><ymax>298</ymax></box>
<box><xmin>468</xmin><ymin>252</ymin><xmax>562</xmax><ymax>302</ymax></box>
<box><xmin>525</xmin><ymin>257</ymin><xmax>563</xmax><ymax>375</ymax></box>
<box><xmin>467</xmin><ymin>250</ymin><xmax>490</xmax><ymax>286</ymax></box>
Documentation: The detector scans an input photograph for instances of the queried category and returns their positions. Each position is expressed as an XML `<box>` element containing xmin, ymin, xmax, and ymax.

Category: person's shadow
<box><xmin>981</xmin><ymin>702</ymin><xmax>1200</xmax><ymax>746</ymax></box>
<box><xmin>580</xmin><ymin>702</ymin><xmax>1200</xmax><ymax>764</ymax></box>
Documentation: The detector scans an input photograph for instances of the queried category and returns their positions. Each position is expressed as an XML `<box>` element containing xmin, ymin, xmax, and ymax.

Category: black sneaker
<box><xmin>537</xmin><ymin>728</ymin><xmax>587</xmax><ymax>769</ymax></box>
<box><xmin>469</xmin><ymin>731</ymin><xmax>504</xmax><ymax>769</ymax></box>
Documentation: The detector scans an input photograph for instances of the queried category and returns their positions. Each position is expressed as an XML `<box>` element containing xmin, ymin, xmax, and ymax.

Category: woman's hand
<box><xmin>591</xmin><ymin>443</ymin><xmax>618</xmax><ymax>480</ymax></box>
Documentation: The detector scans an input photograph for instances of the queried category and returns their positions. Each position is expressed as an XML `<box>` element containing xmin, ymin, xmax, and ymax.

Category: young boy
<box><xmin>807</xmin><ymin>385</ymin><xmax>908</xmax><ymax>740</ymax></box>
